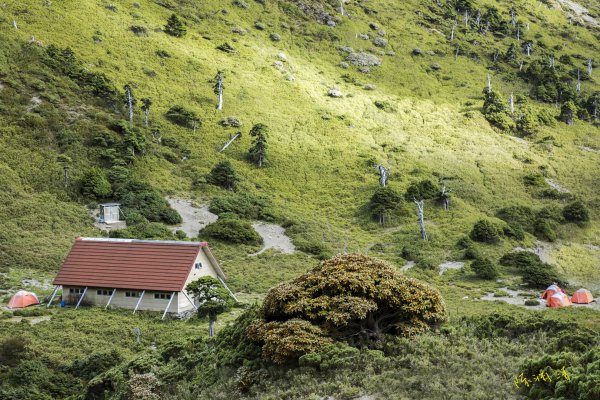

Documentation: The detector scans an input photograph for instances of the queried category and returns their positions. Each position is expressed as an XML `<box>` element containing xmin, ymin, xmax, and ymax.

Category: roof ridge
<box><xmin>77</xmin><ymin>237</ymin><xmax>208</xmax><ymax>246</ymax></box>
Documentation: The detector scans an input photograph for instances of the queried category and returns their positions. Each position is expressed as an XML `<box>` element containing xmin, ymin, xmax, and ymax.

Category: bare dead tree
<box><xmin>517</xmin><ymin>25</ymin><xmax>520</xmax><ymax>41</ymax></box>
<box><xmin>576</xmin><ymin>69</ymin><xmax>581</xmax><ymax>93</ymax></box>
<box><xmin>464</xmin><ymin>10</ymin><xmax>469</xmax><ymax>27</ymax></box>
<box><xmin>450</xmin><ymin>24</ymin><xmax>455</xmax><ymax>41</ymax></box>
<box><xmin>510</xmin><ymin>6</ymin><xmax>516</xmax><ymax>27</ymax></box>
<box><xmin>493</xmin><ymin>49</ymin><xmax>499</xmax><ymax>62</ymax></box>
<box><xmin>510</xmin><ymin>93</ymin><xmax>515</xmax><ymax>114</ymax></box>
<box><xmin>219</xmin><ymin>132</ymin><xmax>242</xmax><ymax>152</ymax></box>
<box><xmin>588</xmin><ymin>59</ymin><xmax>593</xmax><ymax>77</ymax></box>
<box><xmin>549</xmin><ymin>56</ymin><xmax>555</xmax><ymax>68</ymax></box>
<box><xmin>413</xmin><ymin>198</ymin><xmax>428</xmax><ymax>240</ymax></box>
<box><xmin>455</xmin><ymin>44</ymin><xmax>460</xmax><ymax>59</ymax></box>
<box><xmin>141</xmin><ymin>98</ymin><xmax>152</xmax><ymax>127</ymax></box>
<box><xmin>487</xmin><ymin>74</ymin><xmax>492</xmax><ymax>91</ymax></box>
<box><xmin>12</xmin><ymin>20</ymin><xmax>18</xmax><ymax>29</ymax></box>
<box><xmin>439</xmin><ymin>180</ymin><xmax>451</xmax><ymax>210</ymax></box>
<box><xmin>475</xmin><ymin>10</ymin><xmax>481</xmax><ymax>26</ymax></box>
<box><xmin>124</xmin><ymin>85</ymin><xmax>134</xmax><ymax>123</ymax></box>
<box><xmin>376</xmin><ymin>164</ymin><xmax>388</xmax><ymax>187</ymax></box>
<box><xmin>525</xmin><ymin>42</ymin><xmax>532</xmax><ymax>57</ymax></box>
<box><xmin>339</xmin><ymin>0</ymin><xmax>345</xmax><ymax>16</ymax></box>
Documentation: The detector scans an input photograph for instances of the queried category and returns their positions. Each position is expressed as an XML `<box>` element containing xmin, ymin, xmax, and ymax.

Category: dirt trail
<box><xmin>249</xmin><ymin>222</ymin><xmax>296</xmax><ymax>256</ymax></box>
<box><xmin>167</xmin><ymin>198</ymin><xmax>218</xmax><ymax>238</ymax></box>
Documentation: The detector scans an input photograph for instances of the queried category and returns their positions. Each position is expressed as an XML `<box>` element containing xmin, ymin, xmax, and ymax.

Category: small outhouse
<box><xmin>99</xmin><ymin>203</ymin><xmax>121</xmax><ymax>224</ymax></box>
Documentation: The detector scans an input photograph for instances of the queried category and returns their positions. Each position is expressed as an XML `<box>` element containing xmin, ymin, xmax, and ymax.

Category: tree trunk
<box><xmin>377</xmin><ymin>165</ymin><xmax>388</xmax><ymax>187</ymax></box>
<box><xmin>258</xmin><ymin>155</ymin><xmax>263</xmax><ymax>167</ymax></box>
<box><xmin>209</xmin><ymin>316</ymin><xmax>215</xmax><ymax>337</ymax></box>
<box><xmin>217</xmin><ymin>89</ymin><xmax>223</xmax><ymax>111</ymax></box>
<box><xmin>219</xmin><ymin>132</ymin><xmax>241</xmax><ymax>153</ymax></box>
<box><xmin>126</xmin><ymin>88</ymin><xmax>134</xmax><ymax>123</ymax></box>
<box><xmin>339</xmin><ymin>0</ymin><xmax>344</xmax><ymax>16</ymax></box>
<box><xmin>144</xmin><ymin>109</ymin><xmax>149</xmax><ymax>127</ymax></box>
<box><xmin>414</xmin><ymin>200</ymin><xmax>428</xmax><ymax>240</ymax></box>
<box><xmin>63</xmin><ymin>167</ymin><xmax>69</xmax><ymax>189</ymax></box>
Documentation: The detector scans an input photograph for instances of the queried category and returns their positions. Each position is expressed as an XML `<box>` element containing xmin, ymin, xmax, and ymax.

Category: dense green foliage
<box><xmin>249</xmin><ymin>254</ymin><xmax>447</xmax><ymax>363</ymax></box>
<box><xmin>470</xmin><ymin>219</ymin><xmax>501</xmax><ymax>243</ymax></box>
<box><xmin>500</xmin><ymin>251</ymin><xmax>565</xmax><ymax>288</ymax></box>
<box><xmin>471</xmin><ymin>258</ymin><xmax>499</xmax><ymax>279</ymax></box>
<box><xmin>200</xmin><ymin>217</ymin><xmax>262</xmax><ymax>245</ymax></box>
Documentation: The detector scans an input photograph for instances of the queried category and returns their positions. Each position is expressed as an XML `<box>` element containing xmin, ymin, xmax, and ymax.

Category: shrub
<box><xmin>534</xmin><ymin>218</ymin><xmax>557</xmax><ymax>242</ymax></box>
<box><xmin>164</xmin><ymin>14</ymin><xmax>187</xmax><ymax>37</ymax></box>
<box><xmin>216</xmin><ymin>42</ymin><xmax>236</xmax><ymax>53</ymax></box>
<box><xmin>206</xmin><ymin>160</ymin><xmax>239</xmax><ymax>191</ymax></box>
<box><xmin>499</xmin><ymin>251</ymin><xmax>564</xmax><ymax>288</ymax></box>
<box><xmin>248</xmin><ymin>254</ymin><xmax>447</xmax><ymax>363</ymax></box>
<box><xmin>369</xmin><ymin>186</ymin><xmax>401</xmax><ymax>224</ymax></box>
<box><xmin>471</xmin><ymin>258</ymin><xmax>499</xmax><ymax>279</ymax></box>
<box><xmin>220</xmin><ymin>116</ymin><xmax>242</xmax><ymax>127</ymax></box>
<box><xmin>269</xmin><ymin>33</ymin><xmax>281</xmax><ymax>42</ymax></box>
<box><xmin>470</xmin><ymin>220</ymin><xmax>501</xmax><ymax>243</ymax></box>
<box><xmin>503</xmin><ymin>225</ymin><xmax>525</xmax><ymax>241</ymax></box>
<box><xmin>209</xmin><ymin>192</ymin><xmax>274</xmax><ymax>220</ymax></box>
<box><xmin>523</xmin><ymin>172</ymin><xmax>546</xmax><ymax>187</ymax></box>
<box><xmin>129</xmin><ymin>25</ymin><xmax>148</xmax><ymax>36</ymax></box>
<box><xmin>524</xmin><ymin>299</ymin><xmax>540</xmax><ymax>306</ymax></box>
<box><xmin>165</xmin><ymin>105</ymin><xmax>199</xmax><ymax>128</ymax></box>
<box><xmin>200</xmin><ymin>218</ymin><xmax>262</xmax><ymax>245</ymax></box>
<box><xmin>496</xmin><ymin>205</ymin><xmax>536</xmax><ymax>232</ymax></box>
<box><xmin>562</xmin><ymin>200</ymin><xmax>589</xmax><ymax>223</ymax></box>
<box><xmin>537</xmin><ymin>205</ymin><xmax>564</xmax><ymax>222</ymax></box>
<box><xmin>80</xmin><ymin>167</ymin><xmax>112</xmax><ymax>199</ymax></box>
<box><xmin>0</xmin><ymin>337</ymin><xmax>30</xmax><ymax>367</ymax></box>
<box><xmin>71</xmin><ymin>350</ymin><xmax>124</xmax><ymax>380</ymax></box>
<box><xmin>116</xmin><ymin>181</ymin><xmax>181</xmax><ymax>225</ymax></box>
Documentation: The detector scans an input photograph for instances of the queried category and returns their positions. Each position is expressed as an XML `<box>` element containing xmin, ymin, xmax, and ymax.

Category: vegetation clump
<box><xmin>201</xmin><ymin>216</ymin><xmax>262</xmax><ymax>245</ymax></box>
<box><xmin>470</xmin><ymin>219</ymin><xmax>501</xmax><ymax>243</ymax></box>
<box><xmin>471</xmin><ymin>258</ymin><xmax>499</xmax><ymax>279</ymax></box>
<box><xmin>247</xmin><ymin>254</ymin><xmax>447</xmax><ymax>363</ymax></box>
<box><xmin>164</xmin><ymin>14</ymin><xmax>187</xmax><ymax>37</ymax></box>
<box><xmin>499</xmin><ymin>251</ymin><xmax>565</xmax><ymax>288</ymax></box>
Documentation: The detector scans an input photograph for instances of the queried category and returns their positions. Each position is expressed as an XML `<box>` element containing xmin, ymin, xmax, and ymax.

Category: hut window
<box><xmin>195</xmin><ymin>262</ymin><xmax>202</xmax><ymax>270</ymax></box>
<box><xmin>125</xmin><ymin>291</ymin><xmax>140</xmax><ymax>298</ymax></box>
<box><xmin>70</xmin><ymin>288</ymin><xmax>85</xmax><ymax>294</ymax></box>
<box><xmin>97</xmin><ymin>289</ymin><xmax>113</xmax><ymax>296</ymax></box>
<box><xmin>154</xmin><ymin>293</ymin><xmax>172</xmax><ymax>300</ymax></box>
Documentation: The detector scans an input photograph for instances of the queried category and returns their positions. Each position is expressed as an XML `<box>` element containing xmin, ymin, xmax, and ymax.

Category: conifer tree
<box><xmin>248</xmin><ymin>123</ymin><xmax>268</xmax><ymax>167</ymax></box>
<box><xmin>164</xmin><ymin>14</ymin><xmax>187</xmax><ymax>37</ymax></box>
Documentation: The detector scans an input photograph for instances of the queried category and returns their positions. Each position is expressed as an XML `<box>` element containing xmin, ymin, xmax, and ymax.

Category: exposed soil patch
<box><xmin>400</xmin><ymin>261</ymin><xmax>415</xmax><ymax>271</ymax></box>
<box><xmin>249</xmin><ymin>222</ymin><xmax>296</xmax><ymax>256</ymax></box>
<box><xmin>545</xmin><ymin>178</ymin><xmax>570</xmax><ymax>193</ymax></box>
<box><xmin>21</xmin><ymin>278</ymin><xmax>52</xmax><ymax>290</ymax></box>
<box><xmin>439</xmin><ymin>261</ymin><xmax>464</xmax><ymax>275</ymax></box>
<box><xmin>580</xmin><ymin>146</ymin><xmax>600</xmax><ymax>154</ymax></box>
<box><xmin>167</xmin><ymin>198</ymin><xmax>218</xmax><ymax>238</ymax></box>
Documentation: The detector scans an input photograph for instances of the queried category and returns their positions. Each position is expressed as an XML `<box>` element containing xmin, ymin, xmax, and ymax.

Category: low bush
<box><xmin>470</xmin><ymin>219</ymin><xmax>501</xmax><ymax>243</ymax></box>
<box><xmin>200</xmin><ymin>217</ymin><xmax>262</xmax><ymax>245</ymax></box>
<box><xmin>499</xmin><ymin>251</ymin><xmax>564</xmax><ymax>288</ymax></box>
<box><xmin>471</xmin><ymin>258</ymin><xmax>499</xmax><ymax>279</ymax></box>
<box><xmin>116</xmin><ymin>181</ymin><xmax>182</xmax><ymax>225</ymax></box>
<box><xmin>209</xmin><ymin>193</ymin><xmax>275</xmax><ymax>221</ymax></box>
<box><xmin>562</xmin><ymin>200</ymin><xmax>590</xmax><ymax>223</ymax></box>
<box><xmin>165</xmin><ymin>105</ymin><xmax>199</xmax><ymax>128</ymax></box>
<box><xmin>496</xmin><ymin>205</ymin><xmax>536</xmax><ymax>232</ymax></box>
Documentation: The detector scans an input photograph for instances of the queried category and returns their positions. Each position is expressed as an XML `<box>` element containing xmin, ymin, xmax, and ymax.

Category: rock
<box><xmin>326</xmin><ymin>20</ymin><xmax>336</xmax><ymax>27</ymax></box>
<box><xmin>270</xmin><ymin>32</ymin><xmax>281</xmax><ymax>41</ymax></box>
<box><xmin>431</xmin><ymin>63</ymin><xmax>441</xmax><ymax>70</ymax></box>
<box><xmin>373</xmin><ymin>37</ymin><xmax>388</xmax><ymax>47</ymax></box>
<box><xmin>346</xmin><ymin>52</ymin><xmax>382</xmax><ymax>67</ymax></box>
<box><xmin>327</xmin><ymin>88</ymin><xmax>343</xmax><ymax>98</ymax></box>
<box><xmin>272</xmin><ymin>61</ymin><xmax>284</xmax><ymax>70</ymax></box>
<box><xmin>286</xmin><ymin>75</ymin><xmax>295</xmax><ymax>81</ymax></box>
<box><xmin>339</xmin><ymin>61</ymin><xmax>349</xmax><ymax>69</ymax></box>
<box><xmin>369</xmin><ymin>22</ymin><xmax>379</xmax><ymax>30</ymax></box>
<box><xmin>358</xmin><ymin>33</ymin><xmax>370</xmax><ymax>40</ymax></box>
<box><xmin>363</xmin><ymin>83</ymin><xmax>376</xmax><ymax>90</ymax></box>
<box><xmin>412</xmin><ymin>47</ymin><xmax>423</xmax><ymax>55</ymax></box>
<box><xmin>427</xmin><ymin>50</ymin><xmax>436</xmax><ymax>56</ymax></box>
<box><xmin>254</xmin><ymin>22</ymin><xmax>265</xmax><ymax>30</ymax></box>
<box><xmin>277</xmin><ymin>52</ymin><xmax>287</xmax><ymax>60</ymax></box>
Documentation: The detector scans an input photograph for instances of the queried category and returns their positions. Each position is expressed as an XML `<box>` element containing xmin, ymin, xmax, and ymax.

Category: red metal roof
<box><xmin>53</xmin><ymin>238</ymin><xmax>210</xmax><ymax>291</ymax></box>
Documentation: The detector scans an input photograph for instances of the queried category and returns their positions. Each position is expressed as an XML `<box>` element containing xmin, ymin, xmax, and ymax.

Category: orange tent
<box><xmin>541</xmin><ymin>285</ymin><xmax>562</xmax><ymax>300</ymax></box>
<box><xmin>571</xmin><ymin>288</ymin><xmax>594</xmax><ymax>304</ymax></box>
<box><xmin>7</xmin><ymin>290</ymin><xmax>40</xmax><ymax>309</ymax></box>
<box><xmin>547</xmin><ymin>292</ymin><xmax>572</xmax><ymax>308</ymax></box>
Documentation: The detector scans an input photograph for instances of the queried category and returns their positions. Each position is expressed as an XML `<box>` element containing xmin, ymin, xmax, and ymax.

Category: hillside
<box><xmin>0</xmin><ymin>0</ymin><xmax>599</xmax><ymax>398</ymax></box>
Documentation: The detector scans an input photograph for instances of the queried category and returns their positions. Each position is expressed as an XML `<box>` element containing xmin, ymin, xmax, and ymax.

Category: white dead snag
<box><xmin>549</xmin><ymin>57</ymin><xmax>554</xmax><ymax>68</ymax></box>
<box><xmin>141</xmin><ymin>98</ymin><xmax>152</xmax><ymax>128</ymax></box>
<box><xmin>376</xmin><ymin>164</ymin><xmax>388</xmax><ymax>187</ymax></box>
<box><xmin>588</xmin><ymin>59</ymin><xmax>593</xmax><ymax>77</ymax></box>
<box><xmin>525</xmin><ymin>42</ymin><xmax>532</xmax><ymax>57</ymax></box>
<box><xmin>510</xmin><ymin>6</ymin><xmax>516</xmax><ymax>27</ymax></box>
<box><xmin>193</xmin><ymin>119</ymin><xmax>197</xmax><ymax>133</ymax></box>
<box><xmin>517</xmin><ymin>25</ymin><xmax>520</xmax><ymax>41</ymax></box>
<box><xmin>219</xmin><ymin>132</ymin><xmax>241</xmax><ymax>152</ymax></box>
<box><xmin>12</xmin><ymin>20</ymin><xmax>17</xmax><ymax>29</ymax></box>
<box><xmin>576</xmin><ymin>69</ymin><xmax>581</xmax><ymax>92</ymax></box>
<box><xmin>487</xmin><ymin>74</ymin><xmax>492</xmax><ymax>91</ymax></box>
<box><xmin>510</xmin><ymin>93</ymin><xmax>515</xmax><ymax>114</ymax></box>
<box><xmin>519</xmin><ymin>61</ymin><xmax>524</xmax><ymax>71</ymax></box>
<box><xmin>439</xmin><ymin>182</ymin><xmax>450</xmax><ymax>210</ymax></box>
<box><xmin>450</xmin><ymin>24</ymin><xmax>455</xmax><ymax>41</ymax></box>
<box><xmin>475</xmin><ymin>10</ymin><xmax>481</xmax><ymax>26</ymax></box>
<box><xmin>124</xmin><ymin>85</ymin><xmax>134</xmax><ymax>123</ymax></box>
<box><xmin>464</xmin><ymin>10</ymin><xmax>469</xmax><ymax>27</ymax></box>
<box><xmin>455</xmin><ymin>44</ymin><xmax>460</xmax><ymax>59</ymax></box>
<box><xmin>413</xmin><ymin>199</ymin><xmax>428</xmax><ymax>241</ymax></box>
<box><xmin>339</xmin><ymin>0</ymin><xmax>344</xmax><ymax>16</ymax></box>
<box><xmin>493</xmin><ymin>49</ymin><xmax>499</xmax><ymax>62</ymax></box>
<box><xmin>213</xmin><ymin>71</ymin><xmax>225</xmax><ymax>111</ymax></box>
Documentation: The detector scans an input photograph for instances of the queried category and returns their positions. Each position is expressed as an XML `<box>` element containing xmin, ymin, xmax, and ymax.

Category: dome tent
<box><xmin>7</xmin><ymin>290</ymin><xmax>40</xmax><ymax>309</ymax></box>
<box><xmin>541</xmin><ymin>284</ymin><xmax>563</xmax><ymax>300</ymax></box>
<box><xmin>547</xmin><ymin>292</ymin><xmax>572</xmax><ymax>308</ymax></box>
<box><xmin>571</xmin><ymin>288</ymin><xmax>594</xmax><ymax>304</ymax></box>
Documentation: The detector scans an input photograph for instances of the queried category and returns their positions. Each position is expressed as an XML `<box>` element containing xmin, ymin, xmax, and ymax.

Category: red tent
<box><xmin>7</xmin><ymin>290</ymin><xmax>40</xmax><ymax>309</ymax></box>
<box><xmin>547</xmin><ymin>292</ymin><xmax>572</xmax><ymax>308</ymax></box>
<box><xmin>571</xmin><ymin>289</ymin><xmax>594</xmax><ymax>304</ymax></box>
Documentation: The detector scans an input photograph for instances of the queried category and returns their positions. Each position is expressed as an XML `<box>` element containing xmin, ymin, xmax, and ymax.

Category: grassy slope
<box><xmin>0</xmin><ymin>0</ymin><xmax>599</xmax><ymax>387</ymax></box>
